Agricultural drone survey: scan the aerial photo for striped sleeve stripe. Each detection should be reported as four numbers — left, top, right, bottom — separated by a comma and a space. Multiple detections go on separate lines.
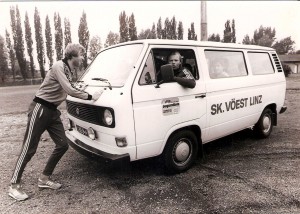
11, 103, 41, 183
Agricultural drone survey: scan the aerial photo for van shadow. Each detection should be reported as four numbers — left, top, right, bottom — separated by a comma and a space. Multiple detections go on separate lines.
68, 129, 257, 180
202, 128, 256, 161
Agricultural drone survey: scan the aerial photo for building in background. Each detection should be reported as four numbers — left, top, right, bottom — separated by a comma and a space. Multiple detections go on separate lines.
279, 54, 300, 74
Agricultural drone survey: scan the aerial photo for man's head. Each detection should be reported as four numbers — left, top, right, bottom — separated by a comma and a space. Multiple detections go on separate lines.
64, 44, 85, 68
213, 59, 225, 74
168, 51, 182, 71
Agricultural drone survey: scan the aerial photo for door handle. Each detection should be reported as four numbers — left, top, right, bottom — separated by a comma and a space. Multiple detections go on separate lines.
195, 93, 206, 98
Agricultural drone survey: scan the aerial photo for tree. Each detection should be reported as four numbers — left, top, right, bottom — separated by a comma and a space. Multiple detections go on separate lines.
5, 29, 16, 80
34, 7, 45, 79
119, 11, 129, 43
282, 64, 292, 77
156, 17, 162, 39
151, 23, 156, 39
45, 15, 54, 67
64, 18, 72, 47
128, 13, 137, 41
243, 26, 276, 47
242, 34, 252, 44
138, 29, 149, 40
272, 36, 295, 55
223, 19, 236, 43
104, 31, 119, 47
223, 20, 232, 43
89, 35, 102, 61
177, 21, 183, 40
10, 6, 27, 79
138, 28, 156, 40
170, 16, 177, 40
208, 33, 221, 42
78, 11, 90, 69
232, 19, 236, 43
252, 25, 276, 47
54, 12, 64, 60
164, 17, 171, 39
188, 22, 197, 40
0, 35, 9, 83
24, 12, 35, 78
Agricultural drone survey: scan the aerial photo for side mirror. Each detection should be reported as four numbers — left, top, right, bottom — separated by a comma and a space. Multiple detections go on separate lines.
155, 64, 174, 88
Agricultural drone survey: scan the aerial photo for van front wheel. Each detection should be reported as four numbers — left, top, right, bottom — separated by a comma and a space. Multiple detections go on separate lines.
163, 130, 198, 174
254, 108, 273, 138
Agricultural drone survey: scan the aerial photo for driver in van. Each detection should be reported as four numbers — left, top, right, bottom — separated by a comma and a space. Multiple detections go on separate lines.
168, 51, 196, 88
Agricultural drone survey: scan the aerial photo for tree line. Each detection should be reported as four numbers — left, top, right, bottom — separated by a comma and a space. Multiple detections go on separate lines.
0, 6, 298, 84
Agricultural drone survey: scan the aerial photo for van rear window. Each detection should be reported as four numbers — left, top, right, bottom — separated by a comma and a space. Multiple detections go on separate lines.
205, 50, 247, 79
248, 52, 274, 75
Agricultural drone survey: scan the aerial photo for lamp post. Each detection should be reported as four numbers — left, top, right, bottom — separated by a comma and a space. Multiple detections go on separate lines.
201, 1, 207, 41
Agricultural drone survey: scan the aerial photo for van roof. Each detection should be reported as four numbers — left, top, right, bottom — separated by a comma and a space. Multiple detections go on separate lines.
107, 39, 275, 51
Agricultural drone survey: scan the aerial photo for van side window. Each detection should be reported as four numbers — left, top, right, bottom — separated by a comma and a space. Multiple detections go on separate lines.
205, 50, 247, 79
139, 49, 199, 85
248, 52, 274, 75
139, 52, 157, 85
153, 49, 199, 81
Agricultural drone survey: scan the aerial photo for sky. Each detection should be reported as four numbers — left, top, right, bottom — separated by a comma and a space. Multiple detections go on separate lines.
0, 0, 300, 56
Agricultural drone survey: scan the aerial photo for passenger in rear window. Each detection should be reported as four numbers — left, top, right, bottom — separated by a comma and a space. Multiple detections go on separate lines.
210, 59, 229, 78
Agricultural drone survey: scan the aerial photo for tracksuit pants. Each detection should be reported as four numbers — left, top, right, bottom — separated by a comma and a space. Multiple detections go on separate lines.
10, 101, 69, 184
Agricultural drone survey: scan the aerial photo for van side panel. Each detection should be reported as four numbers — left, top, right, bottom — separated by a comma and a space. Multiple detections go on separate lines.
204, 76, 285, 142
203, 49, 286, 143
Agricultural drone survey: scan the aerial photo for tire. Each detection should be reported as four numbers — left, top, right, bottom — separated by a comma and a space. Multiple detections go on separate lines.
163, 130, 198, 174
254, 108, 273, 138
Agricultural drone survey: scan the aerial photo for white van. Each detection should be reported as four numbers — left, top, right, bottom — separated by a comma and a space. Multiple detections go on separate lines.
65, 39, 287, 173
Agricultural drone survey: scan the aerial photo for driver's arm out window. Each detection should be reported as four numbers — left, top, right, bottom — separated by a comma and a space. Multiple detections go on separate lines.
139, 52, 156, 85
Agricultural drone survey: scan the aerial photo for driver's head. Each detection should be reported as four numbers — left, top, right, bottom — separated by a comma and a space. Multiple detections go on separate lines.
168, 51, 182, 71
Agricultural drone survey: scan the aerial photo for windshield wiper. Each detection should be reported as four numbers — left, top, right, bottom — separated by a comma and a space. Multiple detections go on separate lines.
91, 78, 112, 90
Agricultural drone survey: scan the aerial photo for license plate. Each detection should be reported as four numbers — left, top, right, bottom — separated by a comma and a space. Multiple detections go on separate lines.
76, 125, 88, 136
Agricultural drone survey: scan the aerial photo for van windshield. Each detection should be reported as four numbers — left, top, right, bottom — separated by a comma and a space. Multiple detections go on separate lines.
80, 44, 143, 87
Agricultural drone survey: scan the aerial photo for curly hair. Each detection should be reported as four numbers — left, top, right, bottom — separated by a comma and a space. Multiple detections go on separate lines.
64, 43, 85, 59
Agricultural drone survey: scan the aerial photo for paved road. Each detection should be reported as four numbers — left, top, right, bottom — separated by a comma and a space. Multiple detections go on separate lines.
0, 85, 66, 115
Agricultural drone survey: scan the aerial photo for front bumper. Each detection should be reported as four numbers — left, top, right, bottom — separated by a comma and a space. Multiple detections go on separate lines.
66, 131, 130, 163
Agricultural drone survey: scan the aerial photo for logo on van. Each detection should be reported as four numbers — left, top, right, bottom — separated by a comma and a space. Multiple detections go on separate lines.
76, 108, 80, 115
162, 97, 180, 116
211, 95, 262, 115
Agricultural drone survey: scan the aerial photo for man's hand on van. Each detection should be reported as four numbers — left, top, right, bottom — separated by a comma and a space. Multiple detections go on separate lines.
92, 90, 104, 101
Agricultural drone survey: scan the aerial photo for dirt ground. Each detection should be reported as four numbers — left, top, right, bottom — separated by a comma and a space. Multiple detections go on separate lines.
1, 74, 300, 214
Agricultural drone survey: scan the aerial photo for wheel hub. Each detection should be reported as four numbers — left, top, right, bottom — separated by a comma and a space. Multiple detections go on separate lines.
263, 116, 271, 133
175, 141, 190, 162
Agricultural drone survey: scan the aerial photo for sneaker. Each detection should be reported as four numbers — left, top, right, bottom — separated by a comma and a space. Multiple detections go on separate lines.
38, 178, 62, 190
8, 184, 29, 201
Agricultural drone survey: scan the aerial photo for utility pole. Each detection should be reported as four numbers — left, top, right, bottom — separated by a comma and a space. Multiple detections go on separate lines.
201, 1, 207, 41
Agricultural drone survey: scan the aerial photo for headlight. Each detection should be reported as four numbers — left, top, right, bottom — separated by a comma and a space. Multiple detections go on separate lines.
87, 127, 96, 140
103, 109, 113, 126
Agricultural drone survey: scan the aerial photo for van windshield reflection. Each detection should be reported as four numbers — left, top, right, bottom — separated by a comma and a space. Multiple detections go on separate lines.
80, 44, 143, 87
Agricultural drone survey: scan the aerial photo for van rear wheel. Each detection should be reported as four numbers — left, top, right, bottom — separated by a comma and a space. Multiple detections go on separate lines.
163, 130, 198, 174
254, 108, 273, 138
